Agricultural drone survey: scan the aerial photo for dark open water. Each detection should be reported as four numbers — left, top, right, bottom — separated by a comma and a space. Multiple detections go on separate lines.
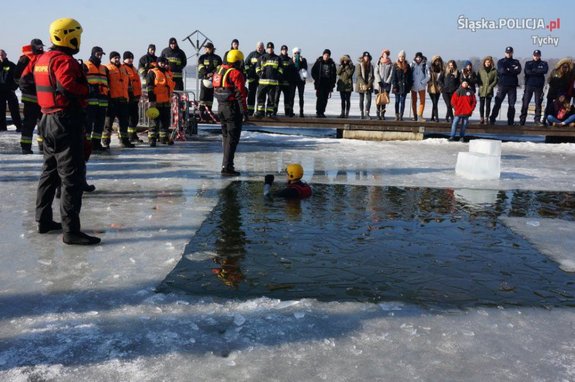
158, 182, 575, 309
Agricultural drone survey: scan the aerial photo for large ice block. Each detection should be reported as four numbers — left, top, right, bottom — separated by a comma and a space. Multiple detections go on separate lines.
455, 152, 501, 180
469, 139, 502, 157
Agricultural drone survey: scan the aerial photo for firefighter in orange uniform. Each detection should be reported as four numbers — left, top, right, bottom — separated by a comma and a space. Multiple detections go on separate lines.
122, 51, 143, 143
83, 46, 108, 151
14, 39, 44, 154
33, 18, 100, 245
102, 51, 134, 148
146, 56, 175, 146
213, 49, 248, 176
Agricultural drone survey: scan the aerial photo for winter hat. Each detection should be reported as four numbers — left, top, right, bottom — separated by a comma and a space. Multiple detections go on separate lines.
169, 37, 177, 45
205, 42, 214, 49
398, 50, 406, 58
157, 56, 168, 64
323, 49, 331, 56
362, 51, 371, 60
123, 51, 134, 60
91, 46, 105, 56
148, 44, 156, 51
505, 46, 514, 53
415, 51, 423, 59
381, 49, 390, 56
109, 51, 120, 59
293, 47, 301, 54
31, 39, 44, 49
281, 45, 288, 51
267, 42, 274, 49
464, 60, 472, 67
533, 49, 541, 56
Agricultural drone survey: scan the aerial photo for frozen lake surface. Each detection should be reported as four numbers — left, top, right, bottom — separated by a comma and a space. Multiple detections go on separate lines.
1, 100, 575, 381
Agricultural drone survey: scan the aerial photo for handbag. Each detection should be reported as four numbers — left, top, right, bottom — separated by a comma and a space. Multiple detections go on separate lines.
359, 83, 370, 92
376, 90, 390, 106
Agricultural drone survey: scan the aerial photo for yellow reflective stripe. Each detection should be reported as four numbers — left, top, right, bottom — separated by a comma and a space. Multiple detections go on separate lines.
21, 137, 33, 144
172, 72, 183, 78
259, 79, 279, 85
21, 94, 37, 103
262, 62, 279, 68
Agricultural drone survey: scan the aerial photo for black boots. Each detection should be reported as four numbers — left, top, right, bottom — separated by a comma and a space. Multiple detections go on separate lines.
63, 232, 101, 245
39, 221, 100, 245
38, 220, 62, 234
121, 138, 135, 148
221, 166, 240, 176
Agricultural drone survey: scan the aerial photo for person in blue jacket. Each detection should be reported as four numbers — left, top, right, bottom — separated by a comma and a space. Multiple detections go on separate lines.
489, 46, 522, 125
519, 49, 548, 125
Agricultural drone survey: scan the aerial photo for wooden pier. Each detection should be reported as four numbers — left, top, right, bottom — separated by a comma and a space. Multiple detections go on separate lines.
243, 116, 575, 142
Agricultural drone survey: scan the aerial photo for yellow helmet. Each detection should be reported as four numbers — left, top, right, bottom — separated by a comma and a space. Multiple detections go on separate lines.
286, 163, 304, 181
49, 18, 83, 51
146, 107, 160, 119
226, 49, 244, 64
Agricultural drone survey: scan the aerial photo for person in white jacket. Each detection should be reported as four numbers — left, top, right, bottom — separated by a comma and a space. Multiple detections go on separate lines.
410, 51, 430, 121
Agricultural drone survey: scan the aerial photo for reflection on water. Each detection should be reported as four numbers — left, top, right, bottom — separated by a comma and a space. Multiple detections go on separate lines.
158, 182, 575, 308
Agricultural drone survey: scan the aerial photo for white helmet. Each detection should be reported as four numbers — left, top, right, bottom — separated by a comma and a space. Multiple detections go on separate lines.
202, 79, 213, 88
292, 46, 301, 54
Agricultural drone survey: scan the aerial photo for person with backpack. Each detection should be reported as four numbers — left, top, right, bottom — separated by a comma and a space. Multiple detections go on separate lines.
213, 49, 248, 176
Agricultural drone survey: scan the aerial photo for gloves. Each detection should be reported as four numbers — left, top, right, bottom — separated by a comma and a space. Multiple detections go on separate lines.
263, 174, 274, 196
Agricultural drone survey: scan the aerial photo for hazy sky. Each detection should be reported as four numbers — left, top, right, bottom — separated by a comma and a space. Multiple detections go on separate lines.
1, 0, 573, 63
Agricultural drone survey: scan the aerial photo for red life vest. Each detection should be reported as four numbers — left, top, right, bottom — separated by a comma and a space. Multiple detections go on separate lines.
213, 65, 235, 102
287, 181, 313, 198
34, 50, 88, 113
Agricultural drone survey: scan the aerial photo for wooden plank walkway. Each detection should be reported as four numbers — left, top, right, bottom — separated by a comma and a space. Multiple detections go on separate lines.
243, 116, 575, 140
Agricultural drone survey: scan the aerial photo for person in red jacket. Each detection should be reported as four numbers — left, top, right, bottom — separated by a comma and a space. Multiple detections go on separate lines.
33, 17, 100, 245
213, 49, 248, 176
449, 79, 477, 142
264, 163, 313, 199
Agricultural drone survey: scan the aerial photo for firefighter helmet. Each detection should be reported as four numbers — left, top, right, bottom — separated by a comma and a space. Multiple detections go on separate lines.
286, 163, 304, 181
49, 18, 83, 52
202, 79, 213, 88
146, 107, 160, 119
226, 49, 244, 64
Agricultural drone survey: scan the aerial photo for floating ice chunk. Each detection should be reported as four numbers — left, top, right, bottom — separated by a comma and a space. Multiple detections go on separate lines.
461, 330, 475, 337
275, 300, 300, 310
233, 314, 246, 326
526, 220, 540, 227
294, 312, 305, 319
455, 152, 501, 180
469, 139, 502, 156
559, 259, 575, 273
379, 301, 404, 311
